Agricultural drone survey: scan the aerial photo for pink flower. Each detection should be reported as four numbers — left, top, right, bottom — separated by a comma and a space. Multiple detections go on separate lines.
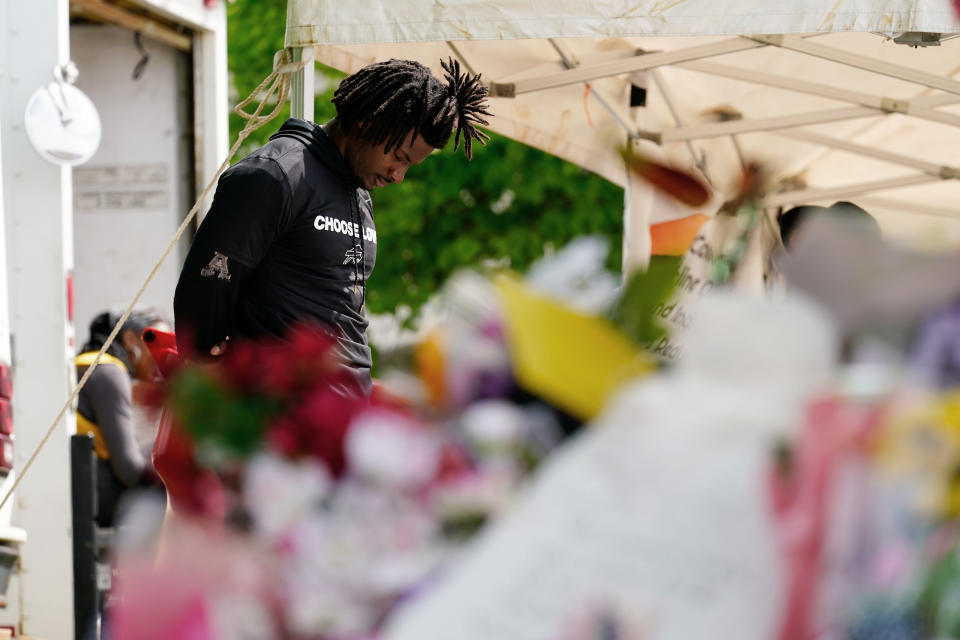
434, 442, 474, 482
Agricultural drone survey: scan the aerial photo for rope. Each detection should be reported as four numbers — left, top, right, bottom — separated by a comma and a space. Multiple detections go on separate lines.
0, 49, 307, 512
582, 82, 595, 129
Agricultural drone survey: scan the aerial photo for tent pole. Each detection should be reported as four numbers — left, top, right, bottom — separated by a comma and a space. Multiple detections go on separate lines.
774, 130, 960, 179
290, 46, 314, 121
858, 197, 960, 220
622, 138, 654, 276
547, 39, 635, 137
446, 41, 477, 75
679, 60, 960, 130
649, 69, 711, 179
756, 35, 960, 96
546, 39, 648, 276
661, 88, 960, 141
764, 174, 938, 208
660, 106, 877, 142
491, 38, 767, 96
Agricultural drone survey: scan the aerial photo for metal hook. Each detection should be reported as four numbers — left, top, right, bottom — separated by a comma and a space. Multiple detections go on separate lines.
132, 32, 150, 80
47, 61, 79, 126
53, 61, 79, 85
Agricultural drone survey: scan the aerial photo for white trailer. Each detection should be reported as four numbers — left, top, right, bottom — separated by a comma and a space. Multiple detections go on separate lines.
0, 1, 227, 637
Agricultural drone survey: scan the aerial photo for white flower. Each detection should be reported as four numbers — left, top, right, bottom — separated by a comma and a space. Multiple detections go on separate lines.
243, 452, 331, 540
433, 470, 514, 518
346, 410, 440, 488
460, 399, 526, 450
281, 515, 376, 636
284, 579, 373, 637
210, 593, 277, 640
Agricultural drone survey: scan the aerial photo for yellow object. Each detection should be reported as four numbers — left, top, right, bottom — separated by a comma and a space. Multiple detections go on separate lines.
415, 329, 447, 408
74, 351, 127, 460
876, 391, 960, 517
76, 351, 126, 370
495, 275, 654, 421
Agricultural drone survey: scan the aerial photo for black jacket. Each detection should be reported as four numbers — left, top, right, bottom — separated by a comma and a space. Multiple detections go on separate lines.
174, 118, 377, 393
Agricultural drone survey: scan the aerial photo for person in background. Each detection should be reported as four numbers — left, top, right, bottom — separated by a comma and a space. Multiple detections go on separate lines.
775, 201, 882, 362
778, 200, 882, 250
77, 309, 168, 527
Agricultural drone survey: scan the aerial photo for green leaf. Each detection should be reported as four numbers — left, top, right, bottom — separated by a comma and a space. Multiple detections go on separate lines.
170, 368, 282, 458
607, 256, 681, 346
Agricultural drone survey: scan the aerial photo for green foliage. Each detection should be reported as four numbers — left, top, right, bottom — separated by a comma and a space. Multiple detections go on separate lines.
226, 0, 343, 157
367, 135, 624, 314
170, 367, 282, 458
226, 0, 623, 317
608, 256, 681, 346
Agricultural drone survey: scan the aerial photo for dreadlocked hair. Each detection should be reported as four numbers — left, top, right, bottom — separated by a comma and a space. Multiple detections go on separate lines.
331, 57, 492, 159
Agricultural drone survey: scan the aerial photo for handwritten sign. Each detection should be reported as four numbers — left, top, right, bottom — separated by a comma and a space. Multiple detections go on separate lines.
385, 377, 786, 640
649, 215, 770, 362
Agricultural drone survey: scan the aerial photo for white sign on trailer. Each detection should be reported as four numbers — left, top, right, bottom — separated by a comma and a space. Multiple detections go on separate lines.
74, 164, 171, 212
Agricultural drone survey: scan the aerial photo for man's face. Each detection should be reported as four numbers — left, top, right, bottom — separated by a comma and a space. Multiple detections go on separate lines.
345, 129, 436, 190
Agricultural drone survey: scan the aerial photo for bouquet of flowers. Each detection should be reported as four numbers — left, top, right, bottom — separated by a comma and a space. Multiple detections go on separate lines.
114, 317, 570, 640
112, 226, 695, 640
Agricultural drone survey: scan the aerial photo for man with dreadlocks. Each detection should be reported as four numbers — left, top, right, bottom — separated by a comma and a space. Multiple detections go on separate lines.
174, 58, 490, 394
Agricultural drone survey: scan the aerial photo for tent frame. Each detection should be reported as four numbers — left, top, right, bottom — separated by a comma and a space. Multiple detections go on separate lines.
287, 27, 960, 272
288, 31, 960, 209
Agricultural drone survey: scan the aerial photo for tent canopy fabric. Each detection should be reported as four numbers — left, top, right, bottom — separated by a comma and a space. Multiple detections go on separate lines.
285, 1, 960, 46
287, 0, 960, 245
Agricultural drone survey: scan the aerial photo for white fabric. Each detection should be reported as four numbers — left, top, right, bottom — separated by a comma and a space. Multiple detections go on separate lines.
286, 0, 960, 46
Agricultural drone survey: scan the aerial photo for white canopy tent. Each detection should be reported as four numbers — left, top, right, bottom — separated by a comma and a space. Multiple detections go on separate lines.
284, 0, 960, 264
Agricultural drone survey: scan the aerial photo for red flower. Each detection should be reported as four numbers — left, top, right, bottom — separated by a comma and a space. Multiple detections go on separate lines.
264, 421, 300, 458
265, 385, 368, 475
218, 324, 343, 398
434, 442, 474, 482
236, 341, 297, 396
277, 325, 346, 394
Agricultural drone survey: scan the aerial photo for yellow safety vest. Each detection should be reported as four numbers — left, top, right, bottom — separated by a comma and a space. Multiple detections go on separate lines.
75, 352, 128, 461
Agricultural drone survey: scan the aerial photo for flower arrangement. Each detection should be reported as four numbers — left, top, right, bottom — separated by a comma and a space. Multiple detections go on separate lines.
114, 235, 688, 640
117, 319, 566, 639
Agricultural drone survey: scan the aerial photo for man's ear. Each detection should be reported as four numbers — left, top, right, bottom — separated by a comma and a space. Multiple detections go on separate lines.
120, 329, 138, 352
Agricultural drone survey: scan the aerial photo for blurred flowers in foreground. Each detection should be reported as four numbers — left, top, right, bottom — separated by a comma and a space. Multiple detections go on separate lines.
122, 325, 563, 638
112, 204, 960, 639
115, 237, 669, 639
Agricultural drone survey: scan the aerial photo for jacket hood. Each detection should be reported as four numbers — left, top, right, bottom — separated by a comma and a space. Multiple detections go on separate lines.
270, 118, 355, 184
